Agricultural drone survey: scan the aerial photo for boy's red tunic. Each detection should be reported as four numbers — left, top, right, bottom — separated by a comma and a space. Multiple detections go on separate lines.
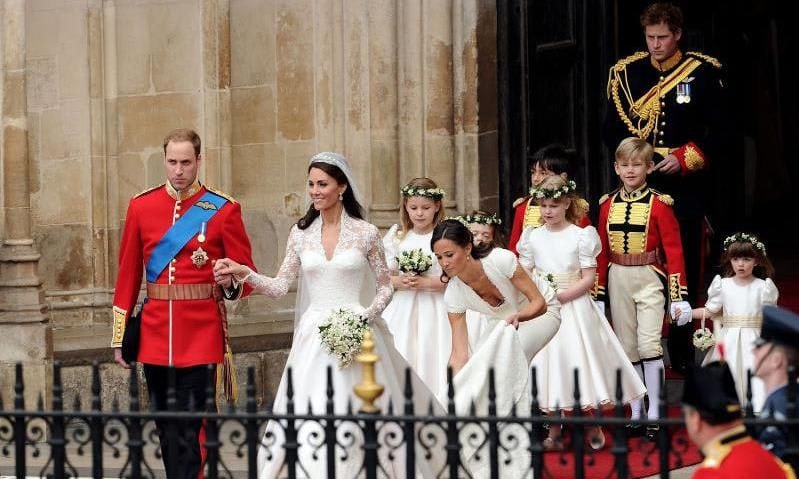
111, 182, 255, 367
596, 187, 688, 304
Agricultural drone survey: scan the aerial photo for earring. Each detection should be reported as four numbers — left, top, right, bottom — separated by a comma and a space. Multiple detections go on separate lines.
338, 192, 344, 201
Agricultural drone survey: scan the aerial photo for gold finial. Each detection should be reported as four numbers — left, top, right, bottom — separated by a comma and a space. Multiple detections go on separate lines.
354, 329, 384, 413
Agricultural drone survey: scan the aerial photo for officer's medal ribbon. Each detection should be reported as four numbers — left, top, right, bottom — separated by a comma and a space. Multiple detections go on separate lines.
192, 221, 209, 268
676, 83, 691, 104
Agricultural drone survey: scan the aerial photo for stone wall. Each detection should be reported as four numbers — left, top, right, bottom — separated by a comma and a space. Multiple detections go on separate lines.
1, 0, 499, 405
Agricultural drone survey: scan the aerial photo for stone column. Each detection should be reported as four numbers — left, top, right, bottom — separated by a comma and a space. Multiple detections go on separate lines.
201, 0, 233, 192
0, 0, 51, 405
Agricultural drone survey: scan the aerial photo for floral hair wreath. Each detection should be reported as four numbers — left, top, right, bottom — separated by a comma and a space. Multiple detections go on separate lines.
445, 215, 469, 226
723, 232, 767, 255
401, 185, 445, 200
461, 213, 502, 226
529, 180, 577, 200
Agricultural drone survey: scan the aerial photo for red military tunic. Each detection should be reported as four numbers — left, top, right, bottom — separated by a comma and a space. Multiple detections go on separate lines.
111, 180, 255, 367
508, 197, 591, 254
693, 426, 795, 479
596, 185, 687, 304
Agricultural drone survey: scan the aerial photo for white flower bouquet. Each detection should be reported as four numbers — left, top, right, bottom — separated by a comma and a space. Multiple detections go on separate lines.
318, 308, 369, 368
693, 310, 715, 351
397, 248, 433, 276
693, 327, 715, 351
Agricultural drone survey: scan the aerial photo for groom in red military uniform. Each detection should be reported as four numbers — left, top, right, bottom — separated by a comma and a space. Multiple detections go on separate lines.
111, 128, 255, 479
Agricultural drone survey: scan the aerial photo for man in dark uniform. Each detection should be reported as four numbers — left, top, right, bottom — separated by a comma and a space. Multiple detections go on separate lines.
604, 2, 726, 375
682, 361, 795, 478
754, 305, 799, 472
111, 128, 256, 479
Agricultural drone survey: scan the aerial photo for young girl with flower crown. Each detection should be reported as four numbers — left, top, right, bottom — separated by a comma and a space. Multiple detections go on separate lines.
381, 178, 450, 396
455, 210, 506, 352
687, 232, 778, 413
516, 175, 646, 450
508, 144, 590, 254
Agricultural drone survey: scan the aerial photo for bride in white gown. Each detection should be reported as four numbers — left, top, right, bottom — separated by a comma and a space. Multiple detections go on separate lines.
215, 152, 443, 478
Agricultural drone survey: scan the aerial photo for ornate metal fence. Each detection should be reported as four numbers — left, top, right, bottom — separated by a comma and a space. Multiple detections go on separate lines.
2, 359, 797, 479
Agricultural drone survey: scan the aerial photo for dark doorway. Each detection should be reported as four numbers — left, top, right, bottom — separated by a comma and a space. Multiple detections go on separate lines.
497, 0, 615, 226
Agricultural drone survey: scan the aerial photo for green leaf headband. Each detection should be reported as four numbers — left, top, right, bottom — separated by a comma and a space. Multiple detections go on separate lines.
529, 180, 577, 200
401, 185, 445, 200
723, 232, 767, 255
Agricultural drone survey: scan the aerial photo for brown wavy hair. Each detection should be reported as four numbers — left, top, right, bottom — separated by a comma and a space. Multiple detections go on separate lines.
720, 240, 774, 279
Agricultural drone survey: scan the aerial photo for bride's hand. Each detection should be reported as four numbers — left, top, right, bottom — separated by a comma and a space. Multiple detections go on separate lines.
214, 258, 249, 283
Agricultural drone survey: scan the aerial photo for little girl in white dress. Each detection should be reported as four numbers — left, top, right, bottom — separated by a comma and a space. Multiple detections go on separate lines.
381, 178, 449, 396
516, 175, 646, 449
690, 232, 779, 413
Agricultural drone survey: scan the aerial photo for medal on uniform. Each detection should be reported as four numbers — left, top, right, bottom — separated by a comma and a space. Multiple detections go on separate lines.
197, 221, 207, 243
676, 84, 685, 104
191, 247, 209, 268
683, 83, 691, 103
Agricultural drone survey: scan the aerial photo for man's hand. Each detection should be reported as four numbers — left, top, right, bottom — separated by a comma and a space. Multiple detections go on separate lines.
505, 313, 521, 329
114, 348, 130, 369
670, 301, 693, 327
214, 258, 247, 286
649, 154, 681, 175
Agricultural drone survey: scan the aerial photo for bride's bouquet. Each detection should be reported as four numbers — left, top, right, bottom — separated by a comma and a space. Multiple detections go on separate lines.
318, 308, 369, 368
397, 248, 433, 275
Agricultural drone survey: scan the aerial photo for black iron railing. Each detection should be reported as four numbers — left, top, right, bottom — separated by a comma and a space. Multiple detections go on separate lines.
1, 361, 797, 479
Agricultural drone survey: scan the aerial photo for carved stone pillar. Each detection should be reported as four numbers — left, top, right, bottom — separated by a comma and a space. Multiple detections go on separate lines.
0, 0, 51, 405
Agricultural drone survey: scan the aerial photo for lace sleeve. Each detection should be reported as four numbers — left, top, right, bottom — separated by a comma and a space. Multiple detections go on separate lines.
363, 224, 394, 321
244, 226, 301, 298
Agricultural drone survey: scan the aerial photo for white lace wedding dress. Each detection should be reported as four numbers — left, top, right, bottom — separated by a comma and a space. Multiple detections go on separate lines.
245, 212, 443, 478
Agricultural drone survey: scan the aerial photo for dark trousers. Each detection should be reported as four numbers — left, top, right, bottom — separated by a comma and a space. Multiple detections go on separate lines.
143, 364, 214, 479
667, 214, 704, 375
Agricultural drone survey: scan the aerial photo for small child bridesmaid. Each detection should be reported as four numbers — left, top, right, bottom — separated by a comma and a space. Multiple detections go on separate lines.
382, 178, 449, 396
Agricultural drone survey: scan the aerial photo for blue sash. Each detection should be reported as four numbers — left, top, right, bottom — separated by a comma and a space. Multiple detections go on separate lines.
145, 191, 228, 282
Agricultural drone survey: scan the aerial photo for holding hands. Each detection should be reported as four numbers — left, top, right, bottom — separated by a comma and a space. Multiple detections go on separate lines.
670, 300, 693, 327
213, 258, 250, 287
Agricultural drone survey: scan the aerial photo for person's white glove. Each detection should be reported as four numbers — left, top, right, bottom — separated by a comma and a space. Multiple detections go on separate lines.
670, 301, 692, 326
594, 300, 606, 312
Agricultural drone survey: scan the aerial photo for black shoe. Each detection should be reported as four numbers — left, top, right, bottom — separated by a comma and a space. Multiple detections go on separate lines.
645, 425, 660, 441
625, 423, 645, 437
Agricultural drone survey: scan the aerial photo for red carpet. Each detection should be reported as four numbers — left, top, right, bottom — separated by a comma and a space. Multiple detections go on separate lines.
542, 408, 702, 478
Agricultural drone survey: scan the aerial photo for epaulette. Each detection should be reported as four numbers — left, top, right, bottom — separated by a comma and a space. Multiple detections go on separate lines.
599, 193, 610, 205
687, 51, 722, 69
576, 197, 590, 212
651, 189, 674, 206
206, 186, 238, 204
610, 51, 649, 73
512, 196, 529, 208
134, 183, 163, 198
699, 441, 732, 470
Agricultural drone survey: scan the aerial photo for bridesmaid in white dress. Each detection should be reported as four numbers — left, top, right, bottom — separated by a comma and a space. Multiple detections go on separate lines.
381, 178, 449, 397
462, 210, 506, 352
516, 175, 646, 450
215, 153, 443, 479
431, 219, 561, 477
688, 233, 779, 413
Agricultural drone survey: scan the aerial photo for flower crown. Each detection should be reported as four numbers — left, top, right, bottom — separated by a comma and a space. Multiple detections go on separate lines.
445, 215, 469, 226
460, 213, 502, 226
723, 232, 767, 255
401, 185, 445, 200
529, 180, 577, 200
